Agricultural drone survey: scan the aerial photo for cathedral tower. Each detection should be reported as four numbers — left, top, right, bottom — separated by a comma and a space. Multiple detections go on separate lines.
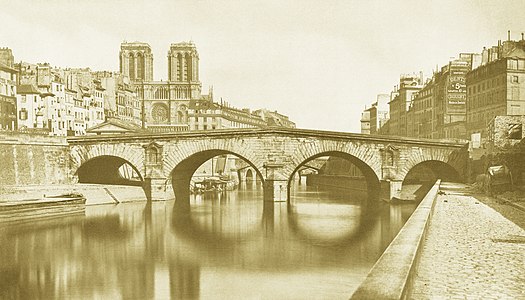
167, 41, 199, 83
120, 42, 153, 82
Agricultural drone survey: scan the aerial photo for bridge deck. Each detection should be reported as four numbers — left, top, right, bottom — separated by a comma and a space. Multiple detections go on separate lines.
67, 127, 467, 148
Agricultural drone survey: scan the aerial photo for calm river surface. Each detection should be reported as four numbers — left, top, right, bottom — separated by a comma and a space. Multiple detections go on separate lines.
0, 182, 418, 299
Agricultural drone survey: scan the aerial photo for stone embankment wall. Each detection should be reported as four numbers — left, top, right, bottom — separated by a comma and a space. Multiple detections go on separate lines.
0, 133, 70, 187
306, 174, 368, 192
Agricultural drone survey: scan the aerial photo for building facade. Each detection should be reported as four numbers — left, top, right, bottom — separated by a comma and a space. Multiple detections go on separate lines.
388, 73, 424, 137
0, 50, 17, 130
467, 39, 525, 147
120, 41, 294, 131
360, 108, 371, 134
7, 42, 295, 136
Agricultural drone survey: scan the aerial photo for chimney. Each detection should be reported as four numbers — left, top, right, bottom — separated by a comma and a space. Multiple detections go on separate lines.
508, 30, 511, 41
522, 33, 524, 41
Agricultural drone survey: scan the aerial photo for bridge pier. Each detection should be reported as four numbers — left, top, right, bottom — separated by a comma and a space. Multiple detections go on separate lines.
263, 180, 288, 202
144, 177, 172, 201
262, 162, 288, 202
380, 180, 403, 202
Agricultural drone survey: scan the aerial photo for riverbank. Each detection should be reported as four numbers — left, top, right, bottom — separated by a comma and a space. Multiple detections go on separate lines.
409, 182, 525, 299
0, 194, 86, 225
0, 184, 149, 206
350, 180, 441, 299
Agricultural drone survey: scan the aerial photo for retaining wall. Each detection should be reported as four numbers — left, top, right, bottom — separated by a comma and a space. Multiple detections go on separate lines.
350, 180, 441, 299
0, 133, 70, 186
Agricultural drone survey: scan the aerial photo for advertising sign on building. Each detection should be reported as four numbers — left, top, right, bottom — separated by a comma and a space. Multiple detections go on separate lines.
446, 64, 469, 106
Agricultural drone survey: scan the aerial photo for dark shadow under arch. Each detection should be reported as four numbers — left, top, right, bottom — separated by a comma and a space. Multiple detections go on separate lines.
171, 150, 264, 208
245, 169, 254, 182
288, 151, 381, 202
76, 155, 143, 186
403, 160, 460, 185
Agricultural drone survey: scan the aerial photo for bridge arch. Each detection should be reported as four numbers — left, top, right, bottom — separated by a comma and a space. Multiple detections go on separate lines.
169, 149, 265, 203
403, 160, 460, 184
287, 140, 382, 182
287, 149, 381, 201
398, 147, 464, 182
76, 155, 143, 186
69, 144, 145, 182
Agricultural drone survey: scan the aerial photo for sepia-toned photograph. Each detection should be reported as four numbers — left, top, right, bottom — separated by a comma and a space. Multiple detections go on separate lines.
0, 1, 524, 299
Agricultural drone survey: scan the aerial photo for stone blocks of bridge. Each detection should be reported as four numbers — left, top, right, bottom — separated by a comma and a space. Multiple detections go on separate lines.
380, 180, 403, 202
144, 177, 172, 201
69, 129, 468, 203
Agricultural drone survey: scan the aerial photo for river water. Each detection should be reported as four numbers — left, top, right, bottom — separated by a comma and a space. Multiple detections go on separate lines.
0, 182, 418, 299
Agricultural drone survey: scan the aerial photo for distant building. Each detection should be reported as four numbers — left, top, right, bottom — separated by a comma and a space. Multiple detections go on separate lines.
85, 117, 143, 135
9, 41, 295, 136
0, 47, 14, 68
406, 53, 478, 139
0, 50, 17, 130
388, 73, 424, 137
363, 94, 389, 135
119, 42, 154, 82
360, 107, 371, 134
467, 37, 525, 147
120, 41, 203, 129
119, 41, 295, 131
253, 109, 296, 128
16, 84, 42, 131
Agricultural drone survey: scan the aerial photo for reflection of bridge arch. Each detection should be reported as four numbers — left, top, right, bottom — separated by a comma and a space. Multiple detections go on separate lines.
286, 201, 384, 246
171, 194, 264, 246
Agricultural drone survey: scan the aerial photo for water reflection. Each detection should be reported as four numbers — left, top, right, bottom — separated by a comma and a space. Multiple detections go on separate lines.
0, 183, 418, 299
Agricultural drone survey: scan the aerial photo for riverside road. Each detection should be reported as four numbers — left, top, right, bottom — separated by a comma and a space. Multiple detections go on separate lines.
410, 182, 525, 299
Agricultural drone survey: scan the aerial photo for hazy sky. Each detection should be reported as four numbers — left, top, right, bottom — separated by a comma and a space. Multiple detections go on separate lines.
1, 0, 524, 132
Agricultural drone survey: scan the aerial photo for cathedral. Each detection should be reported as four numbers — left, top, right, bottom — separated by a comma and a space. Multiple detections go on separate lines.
119, 41, 208, 129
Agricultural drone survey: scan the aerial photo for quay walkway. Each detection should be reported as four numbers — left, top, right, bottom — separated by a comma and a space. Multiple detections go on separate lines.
410, 182, 525, 299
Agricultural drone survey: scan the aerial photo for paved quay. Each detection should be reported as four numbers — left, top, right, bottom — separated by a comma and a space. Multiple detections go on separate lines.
410, 182, 525, 299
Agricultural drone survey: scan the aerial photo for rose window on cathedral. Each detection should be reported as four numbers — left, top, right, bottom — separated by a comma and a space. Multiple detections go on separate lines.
151, 103, 168, 123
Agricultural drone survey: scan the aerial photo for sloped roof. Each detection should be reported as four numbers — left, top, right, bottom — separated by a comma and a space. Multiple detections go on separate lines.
189, 99, 220, 110
17, 84, 41, 95
506, 47, 525, 59
86, 118, 142, 134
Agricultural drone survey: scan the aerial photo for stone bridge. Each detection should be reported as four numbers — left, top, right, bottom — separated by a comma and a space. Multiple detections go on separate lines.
67, 128, 468, 203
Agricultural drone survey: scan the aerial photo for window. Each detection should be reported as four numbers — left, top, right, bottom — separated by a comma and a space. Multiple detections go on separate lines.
519, 60, 525, 70
385, 149, 394, 166
508, 59, 518, 70
147, 148, 158, 164
512, 75, 519, 83
19, 109, 28, 120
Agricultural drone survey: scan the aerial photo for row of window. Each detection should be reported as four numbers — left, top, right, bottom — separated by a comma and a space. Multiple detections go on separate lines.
468, 75, 509, 95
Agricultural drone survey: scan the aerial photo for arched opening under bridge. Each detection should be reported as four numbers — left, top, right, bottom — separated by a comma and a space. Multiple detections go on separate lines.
400, 160, 460, 200
170, 150, 264, 207
76, 155, 143, 186
288, 151, 381, 203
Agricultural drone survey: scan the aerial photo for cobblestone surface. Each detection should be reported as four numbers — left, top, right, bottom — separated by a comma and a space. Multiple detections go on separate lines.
410, 182, 525, 299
